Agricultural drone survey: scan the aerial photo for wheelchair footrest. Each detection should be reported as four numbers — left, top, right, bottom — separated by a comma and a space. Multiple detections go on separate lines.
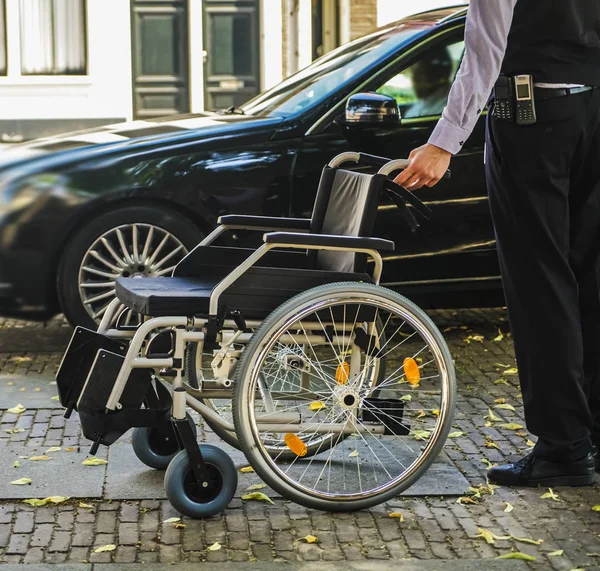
56, 326, 128, 413
77, 349, 156, 447
362, 397, 409, 436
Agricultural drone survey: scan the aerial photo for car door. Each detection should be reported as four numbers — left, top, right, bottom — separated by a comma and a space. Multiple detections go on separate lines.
292, 28, 501, 306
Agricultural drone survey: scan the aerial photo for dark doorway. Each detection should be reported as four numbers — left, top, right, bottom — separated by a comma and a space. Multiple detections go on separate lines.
203, 0, 260, 110
131, 0, 190, 119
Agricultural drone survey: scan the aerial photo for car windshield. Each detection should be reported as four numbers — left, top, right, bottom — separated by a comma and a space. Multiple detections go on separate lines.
241, 23, 429, 117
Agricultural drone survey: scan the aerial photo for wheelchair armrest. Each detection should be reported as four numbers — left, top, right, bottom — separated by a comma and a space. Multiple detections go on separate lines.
217, 215, 311, 231
263, 232, 395, 252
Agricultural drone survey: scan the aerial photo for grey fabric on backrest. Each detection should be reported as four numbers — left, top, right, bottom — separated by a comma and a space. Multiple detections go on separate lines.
313, 168, 382, 273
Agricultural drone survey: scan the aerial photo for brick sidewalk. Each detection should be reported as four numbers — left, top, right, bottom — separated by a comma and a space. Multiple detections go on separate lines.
0, 310, 598, 569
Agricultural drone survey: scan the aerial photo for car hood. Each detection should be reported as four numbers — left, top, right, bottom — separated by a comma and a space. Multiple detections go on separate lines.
0, 112, 285, 170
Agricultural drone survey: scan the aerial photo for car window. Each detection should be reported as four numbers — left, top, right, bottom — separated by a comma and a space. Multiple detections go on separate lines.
241, 23, 431, 117
376, 39, 465, 119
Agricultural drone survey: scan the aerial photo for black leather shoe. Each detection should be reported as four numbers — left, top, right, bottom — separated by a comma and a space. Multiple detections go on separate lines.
488, 453, 596, 487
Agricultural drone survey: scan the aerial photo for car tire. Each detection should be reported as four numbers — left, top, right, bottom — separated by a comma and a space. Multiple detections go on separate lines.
57, 204, 203, 329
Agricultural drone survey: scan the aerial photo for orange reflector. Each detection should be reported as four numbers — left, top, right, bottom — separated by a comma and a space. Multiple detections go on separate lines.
336, 361, 350, 384
404, 358, 421, 385
284, 433, 307, 457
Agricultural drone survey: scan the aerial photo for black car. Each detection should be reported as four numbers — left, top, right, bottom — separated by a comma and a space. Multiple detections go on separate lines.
0, 5, 502, 329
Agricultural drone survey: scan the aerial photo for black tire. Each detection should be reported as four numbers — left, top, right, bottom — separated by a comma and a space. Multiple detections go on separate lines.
131, 413, 197, 470
164, 445, 237, 518
57, 204, 203, 329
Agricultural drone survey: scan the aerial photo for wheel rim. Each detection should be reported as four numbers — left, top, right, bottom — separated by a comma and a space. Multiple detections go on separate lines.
183, 463, 223, 503
239, 290, 453, 503
78, 223, 188, 325
147, 425, 179, 457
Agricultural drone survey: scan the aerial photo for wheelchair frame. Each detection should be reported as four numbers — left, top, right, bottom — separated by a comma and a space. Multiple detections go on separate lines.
92, 153, 410, 438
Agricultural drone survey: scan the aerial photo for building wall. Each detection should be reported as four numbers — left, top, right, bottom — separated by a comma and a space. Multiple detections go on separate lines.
0, 0, 132, 140
377, 0, 468, 27
349, 0, 378, 41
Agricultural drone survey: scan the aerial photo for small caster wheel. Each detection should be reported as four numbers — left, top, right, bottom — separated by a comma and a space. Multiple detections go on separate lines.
164, 445, 237, 518
132, 413, 196, 470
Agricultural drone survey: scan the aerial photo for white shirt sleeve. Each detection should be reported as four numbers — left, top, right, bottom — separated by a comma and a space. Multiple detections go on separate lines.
428, 0, 519, 155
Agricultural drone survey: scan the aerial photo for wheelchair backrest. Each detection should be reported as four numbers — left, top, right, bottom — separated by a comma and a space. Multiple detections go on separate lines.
309, 166, 385, 273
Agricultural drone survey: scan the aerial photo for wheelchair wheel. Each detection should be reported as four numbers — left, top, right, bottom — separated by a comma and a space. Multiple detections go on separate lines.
132, 413, 196, 470
164, 445, 237, 518
233, 282, 455, 512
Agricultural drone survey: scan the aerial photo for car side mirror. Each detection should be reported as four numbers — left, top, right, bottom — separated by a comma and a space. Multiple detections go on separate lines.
343, 92, 401, 128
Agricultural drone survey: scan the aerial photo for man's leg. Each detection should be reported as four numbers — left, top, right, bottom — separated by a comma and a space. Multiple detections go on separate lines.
484, 96, 594, 472
569, 90, 600, 458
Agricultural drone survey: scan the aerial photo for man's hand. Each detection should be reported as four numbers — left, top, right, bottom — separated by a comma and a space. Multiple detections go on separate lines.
394, 143, 452, 191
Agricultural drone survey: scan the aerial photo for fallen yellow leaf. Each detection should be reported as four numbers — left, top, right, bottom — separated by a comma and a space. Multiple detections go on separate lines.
13, 461, 19, 468
174, 523, 186, 529
241, 492, 274, 504
11, 477, 32, 485
504, 503, 514, 513
245, 483, 266, 491
592, 505, 600, 512
526, 439, 535, 447
23, 496, 68, 506
474, 528, 510, 544
309, 401, 327, 411
302, 535, 318, 544
493, 328, 504, 342
447, 431, 464, 438
29, 456, 51, 461
94, 544, 117, 553
484, 439, 500, 450
240, 466, 254, 473
481, 458, 497, 469
504, 368, 518, 375
494, 398, 506, 404
457, 496, 479, 505
493, 379, 509, 385
548, 549, 564, 557
432, 409, 440, 416
399, 395, 412, 402
540, 488, 561, 502
5, 428, 24, 434
79, 503, 94, 509
497, 423, 524, 431
495, 404, 516, 412
64, 447, 76, 452
7, 404, 26, 414
349, 450, 359, 457
46, 447, 61, 453
82, 457, 107, 466
487, 408, 502, 422
207, 541, 221, 550
511, 535, 543, 545
416, 410, 426, 419
388, 512, 404, 521
163, 517, 181, 523
410, 429, 431, 441
51, 396, 60, 401
496, 552, 536, 561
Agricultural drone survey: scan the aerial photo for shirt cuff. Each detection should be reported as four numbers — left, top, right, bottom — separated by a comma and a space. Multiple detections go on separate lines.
428, 117, 472, 155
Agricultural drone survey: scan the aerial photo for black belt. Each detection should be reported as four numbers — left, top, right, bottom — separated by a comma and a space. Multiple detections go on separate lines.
534, 85, 594, 101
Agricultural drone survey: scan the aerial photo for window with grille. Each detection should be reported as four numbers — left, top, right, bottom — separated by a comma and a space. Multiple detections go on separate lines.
20, 0, 87, 75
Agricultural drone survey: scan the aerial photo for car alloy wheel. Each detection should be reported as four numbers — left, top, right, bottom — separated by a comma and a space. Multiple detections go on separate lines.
78, 223, 188, 326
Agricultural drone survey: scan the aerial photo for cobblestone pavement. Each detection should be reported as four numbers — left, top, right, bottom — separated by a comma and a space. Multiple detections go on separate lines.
0, 310, 599, 569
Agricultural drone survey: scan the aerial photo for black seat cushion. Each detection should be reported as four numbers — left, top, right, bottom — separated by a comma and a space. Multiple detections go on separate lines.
116, 266, 373, 319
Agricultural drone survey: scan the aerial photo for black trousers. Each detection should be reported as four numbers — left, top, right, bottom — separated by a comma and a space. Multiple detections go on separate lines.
486, 88, 600, 462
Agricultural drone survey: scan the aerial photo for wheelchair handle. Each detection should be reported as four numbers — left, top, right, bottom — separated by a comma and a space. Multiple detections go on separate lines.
378, 159, 451, 181
328, 152, 451, 180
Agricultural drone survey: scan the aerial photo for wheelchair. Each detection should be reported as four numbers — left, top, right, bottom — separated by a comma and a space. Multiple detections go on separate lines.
56, 152, 456, 518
